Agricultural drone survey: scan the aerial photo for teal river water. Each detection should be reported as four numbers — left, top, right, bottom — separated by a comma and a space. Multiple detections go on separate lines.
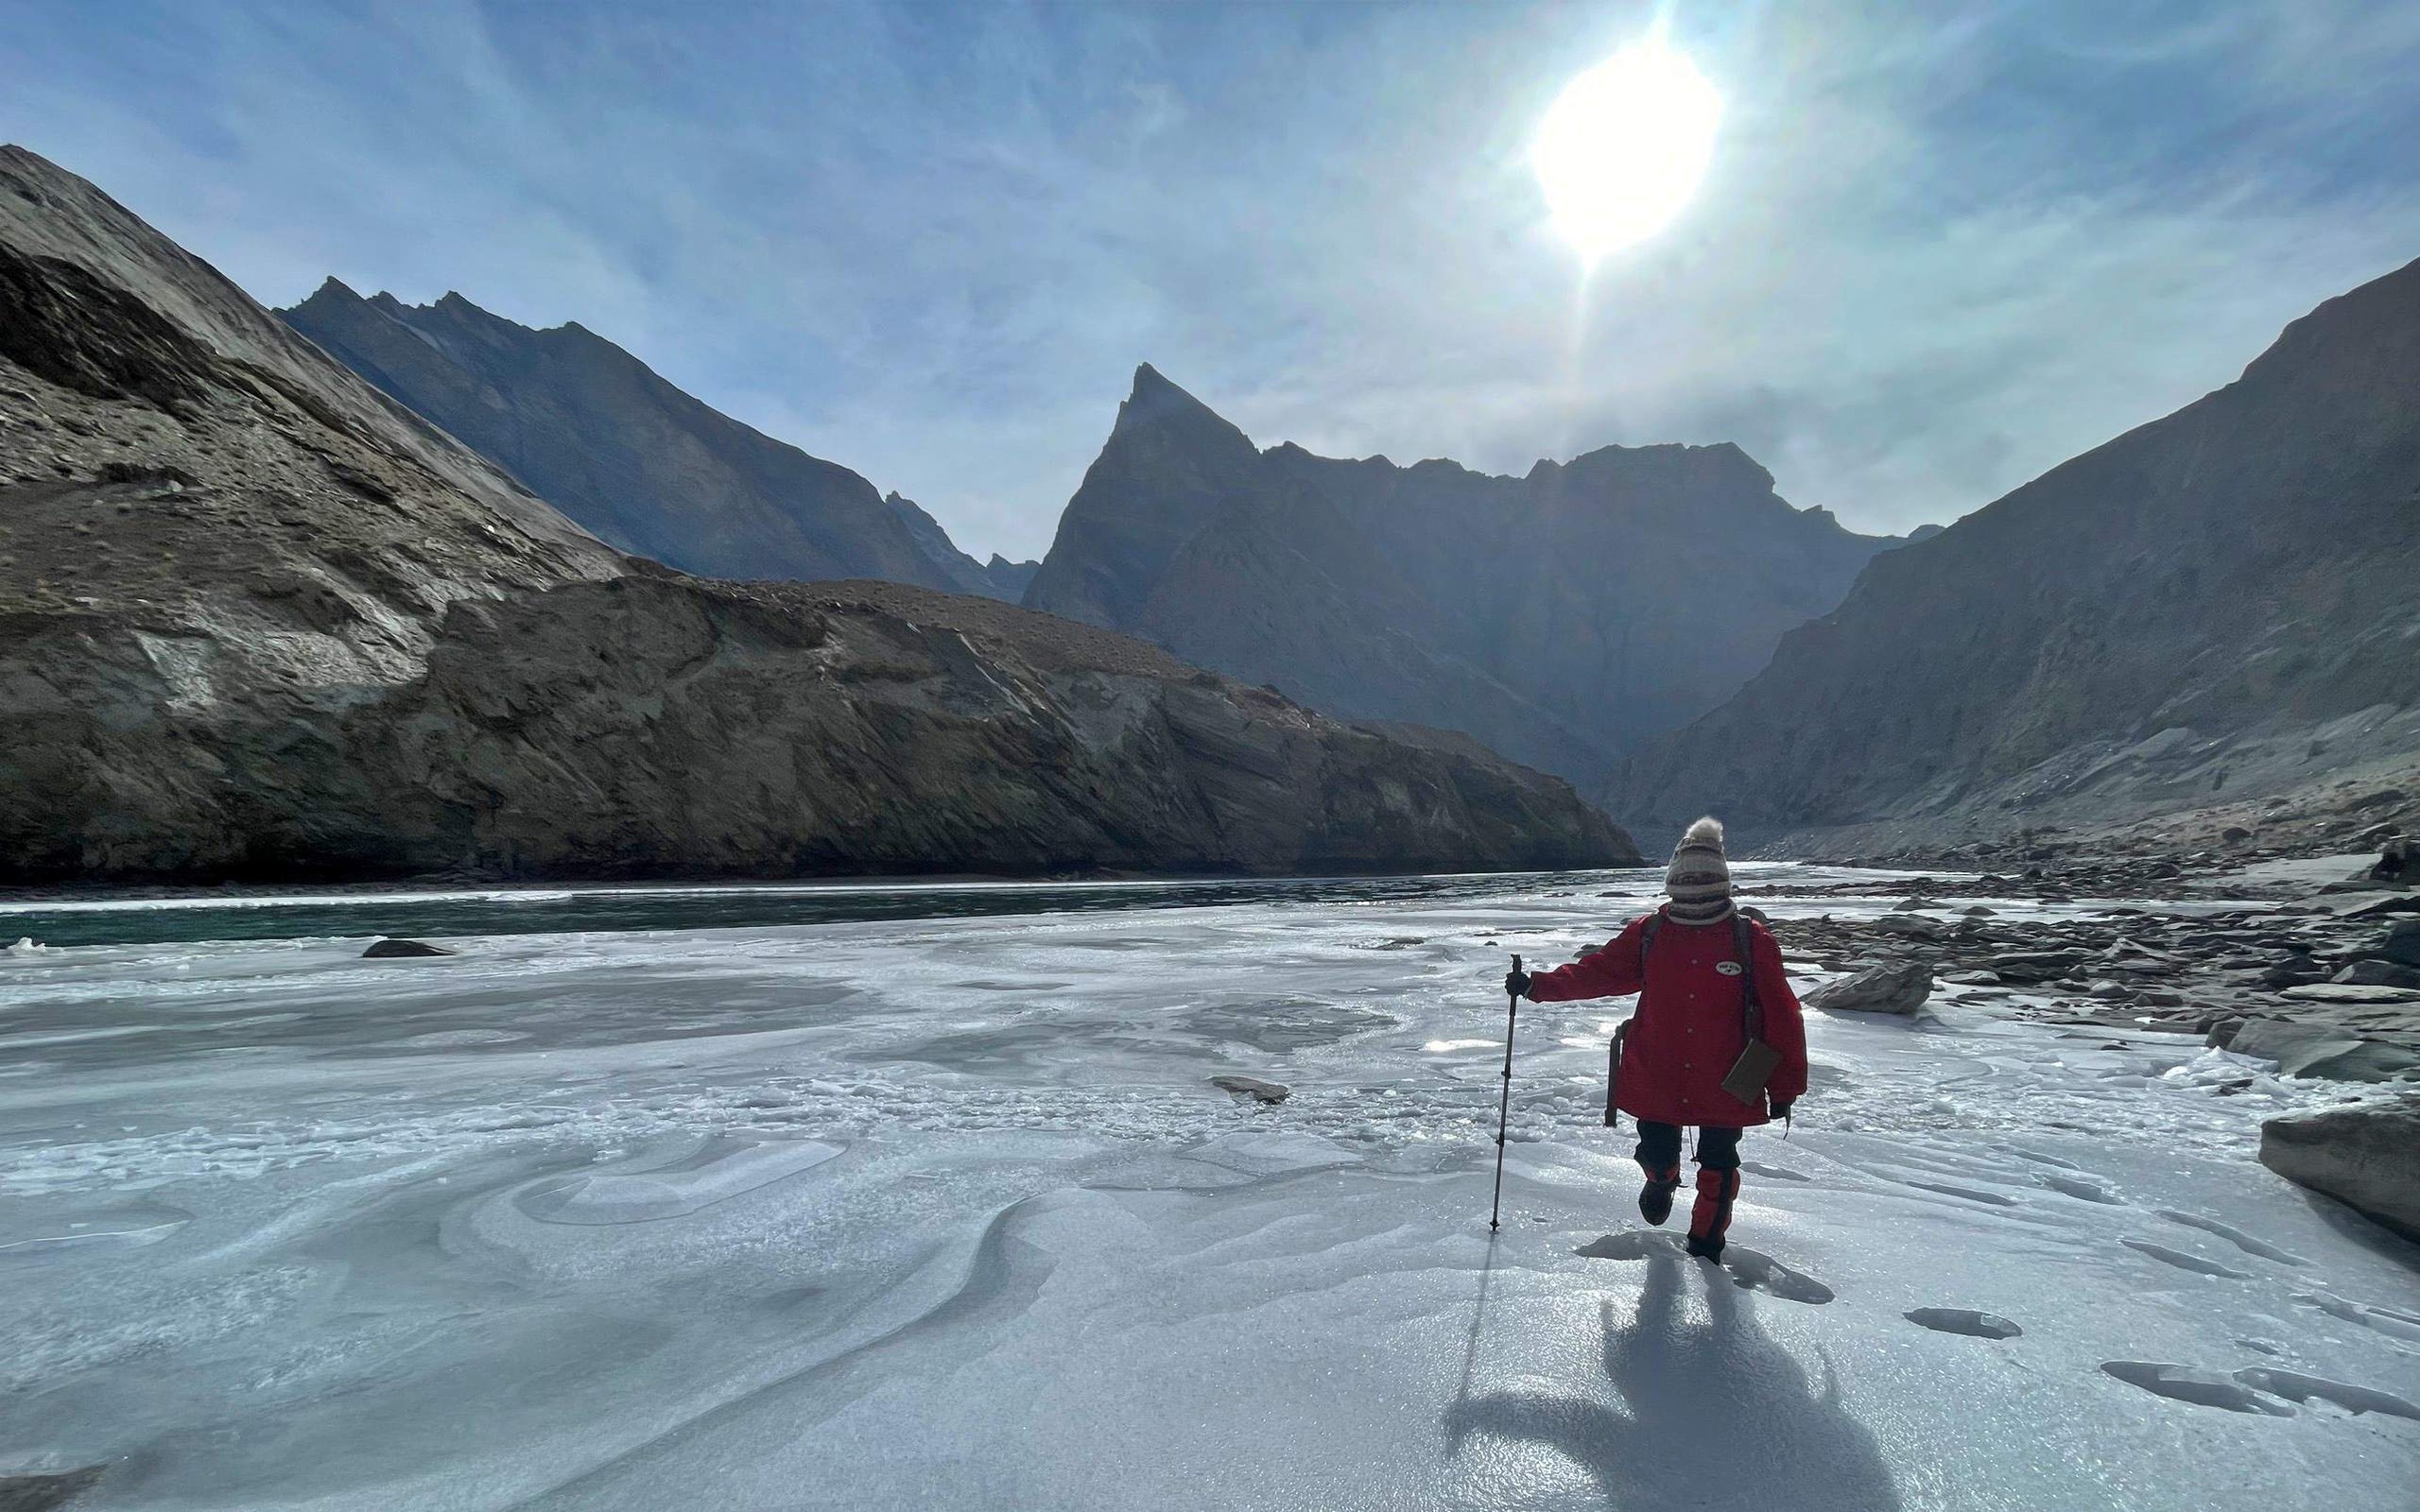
0, 869, 1659, 949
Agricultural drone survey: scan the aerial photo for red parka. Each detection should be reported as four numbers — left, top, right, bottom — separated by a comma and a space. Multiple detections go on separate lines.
1529, 908, 1808, 1127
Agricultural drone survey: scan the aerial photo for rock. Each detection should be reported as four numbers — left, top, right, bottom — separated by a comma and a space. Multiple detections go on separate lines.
2375, 919, 2420, 967
1985, 950, 2091, 984
2333, 892, 2420, 919
2372, 837, 2415, 885
1210, 1074, 1290, 1104
2280, 983, 2420, 1005
2257, 950, 2327, 988
1943, 970, 2002, 986
0, 1466, 106, 1511
1871, 915, 1947, 940
2334, 960, 2420, 989
2260, 1095, 2420, 1240
362, 937, 454, 958
1805, 962, 1932, 1016
1891, 897, 1935, 912
2221, 825, 2253, 842
2227, 1020, 2418, 1080
1962, 905, 1996, 916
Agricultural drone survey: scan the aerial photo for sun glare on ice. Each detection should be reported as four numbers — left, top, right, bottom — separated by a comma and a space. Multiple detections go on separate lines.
1533, 35, 1723, 264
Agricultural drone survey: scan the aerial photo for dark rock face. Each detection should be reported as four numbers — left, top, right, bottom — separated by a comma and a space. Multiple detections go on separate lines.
0, 145, 623, 879
330, 576, 1635, 879
279, 282, 1035, 598
6, 570, 1637, 882
0, 147, 1634, 884
1022, 366, 1902, 788
2260, 1095, 2420, 1241
362, 938, 454, 958
1620, 256, 2420, 852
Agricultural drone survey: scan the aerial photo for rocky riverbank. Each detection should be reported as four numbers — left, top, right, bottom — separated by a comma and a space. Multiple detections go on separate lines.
1745, 841, 2420, 1082
1742, 840, 2420, 1240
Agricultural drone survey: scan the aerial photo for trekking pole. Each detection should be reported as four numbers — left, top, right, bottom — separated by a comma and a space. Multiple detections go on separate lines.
1488, 954, 1520, 1231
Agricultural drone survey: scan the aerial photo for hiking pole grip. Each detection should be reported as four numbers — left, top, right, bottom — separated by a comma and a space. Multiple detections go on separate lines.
1488, 954, 1521, 1231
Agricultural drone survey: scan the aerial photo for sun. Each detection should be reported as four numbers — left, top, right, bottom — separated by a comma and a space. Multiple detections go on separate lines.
1532, 36, 1723, 265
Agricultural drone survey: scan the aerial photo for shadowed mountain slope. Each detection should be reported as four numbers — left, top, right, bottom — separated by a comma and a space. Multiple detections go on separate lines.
1024, 366, 1903, 786
1617, 255, 2420, 853
279, 280, 1034, 598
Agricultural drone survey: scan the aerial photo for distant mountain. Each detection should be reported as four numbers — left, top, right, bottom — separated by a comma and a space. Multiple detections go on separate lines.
1023, 365, 1903, 786
884, 490, 1040, 601
1617, 255, 2420, 852
1, 146, 1629, 882
279, 282, 1036, 597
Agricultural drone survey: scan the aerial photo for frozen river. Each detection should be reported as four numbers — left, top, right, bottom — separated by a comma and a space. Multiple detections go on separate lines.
3, 867, 2416, 1509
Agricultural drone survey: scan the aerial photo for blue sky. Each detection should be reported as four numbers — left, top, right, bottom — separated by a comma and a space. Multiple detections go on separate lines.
7, 1, 2419, 560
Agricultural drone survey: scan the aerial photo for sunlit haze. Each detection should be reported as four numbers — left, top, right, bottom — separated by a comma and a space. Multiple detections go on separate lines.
1533, 36, 1723, 263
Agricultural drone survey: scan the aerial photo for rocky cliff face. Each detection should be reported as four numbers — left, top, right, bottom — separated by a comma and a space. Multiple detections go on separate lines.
884, 490, 1040, 601
0, 144, 629, 878
279, 281, 1037, 598
1618, 256, 2420, 853
327, 575, 1634, 879
0, 146, 1633, 883
1023, 366, 1902, 786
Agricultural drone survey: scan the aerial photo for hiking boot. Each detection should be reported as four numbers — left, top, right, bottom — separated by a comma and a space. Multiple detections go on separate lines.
1687, 1166, 1741, 1261
1638, 1176, 1680, 1226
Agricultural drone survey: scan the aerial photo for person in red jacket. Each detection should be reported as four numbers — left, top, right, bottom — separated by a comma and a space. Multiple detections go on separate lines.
1505, 816, 1807, 1262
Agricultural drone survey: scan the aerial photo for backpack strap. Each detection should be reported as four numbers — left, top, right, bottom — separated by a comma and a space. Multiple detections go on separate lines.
1733, 914, 1764, 1041
1637, 912, 1663, 975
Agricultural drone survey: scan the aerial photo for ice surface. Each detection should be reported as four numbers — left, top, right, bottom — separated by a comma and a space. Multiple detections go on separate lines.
1, 864, 2415, 1508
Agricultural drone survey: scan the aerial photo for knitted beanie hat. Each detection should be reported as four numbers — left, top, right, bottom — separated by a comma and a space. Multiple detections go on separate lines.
1664, 816, 1735, 925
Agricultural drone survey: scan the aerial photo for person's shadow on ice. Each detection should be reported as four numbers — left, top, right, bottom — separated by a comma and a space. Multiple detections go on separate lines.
1445, 1248, 1902, 1511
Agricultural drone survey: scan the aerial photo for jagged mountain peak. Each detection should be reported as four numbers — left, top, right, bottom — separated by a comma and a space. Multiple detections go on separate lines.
1026, 370, 1902, 780
1113, 362, 1247, 446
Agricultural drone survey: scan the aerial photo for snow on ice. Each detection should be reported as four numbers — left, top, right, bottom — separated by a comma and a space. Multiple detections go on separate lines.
1, 866, 2415, 1508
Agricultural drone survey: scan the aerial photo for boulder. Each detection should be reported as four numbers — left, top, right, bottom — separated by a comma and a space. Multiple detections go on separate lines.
0, 1466, 106, 1512
2257, 949, 2327, 988
2227, 1020, 2419, 1081
2375, 919, 2420, 968
363, 938, 456, 958
2370, 837, 2414, 885
1210, 1075, 1290, 1104
2281, 983, 2420, 1005
1871, 915, 1947, 940
2334, 960, 2420, 989
1985, 950, 2090, 984
1805, 962, 1932, 1016
2260, 1095, 2420, 1241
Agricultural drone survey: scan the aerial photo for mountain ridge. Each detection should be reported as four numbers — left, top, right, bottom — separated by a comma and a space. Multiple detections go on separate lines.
1024, 367, 1908, 787
280, 278, 1037, 598
1616, 253, 2420, 853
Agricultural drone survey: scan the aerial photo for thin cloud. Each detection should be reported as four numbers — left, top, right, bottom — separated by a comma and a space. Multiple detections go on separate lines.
4, 0, 2414, 558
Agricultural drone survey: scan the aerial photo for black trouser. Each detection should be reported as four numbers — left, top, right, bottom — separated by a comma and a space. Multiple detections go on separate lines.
1635, 1122, 1745, 1242
1633, 1121, 1742, 1176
